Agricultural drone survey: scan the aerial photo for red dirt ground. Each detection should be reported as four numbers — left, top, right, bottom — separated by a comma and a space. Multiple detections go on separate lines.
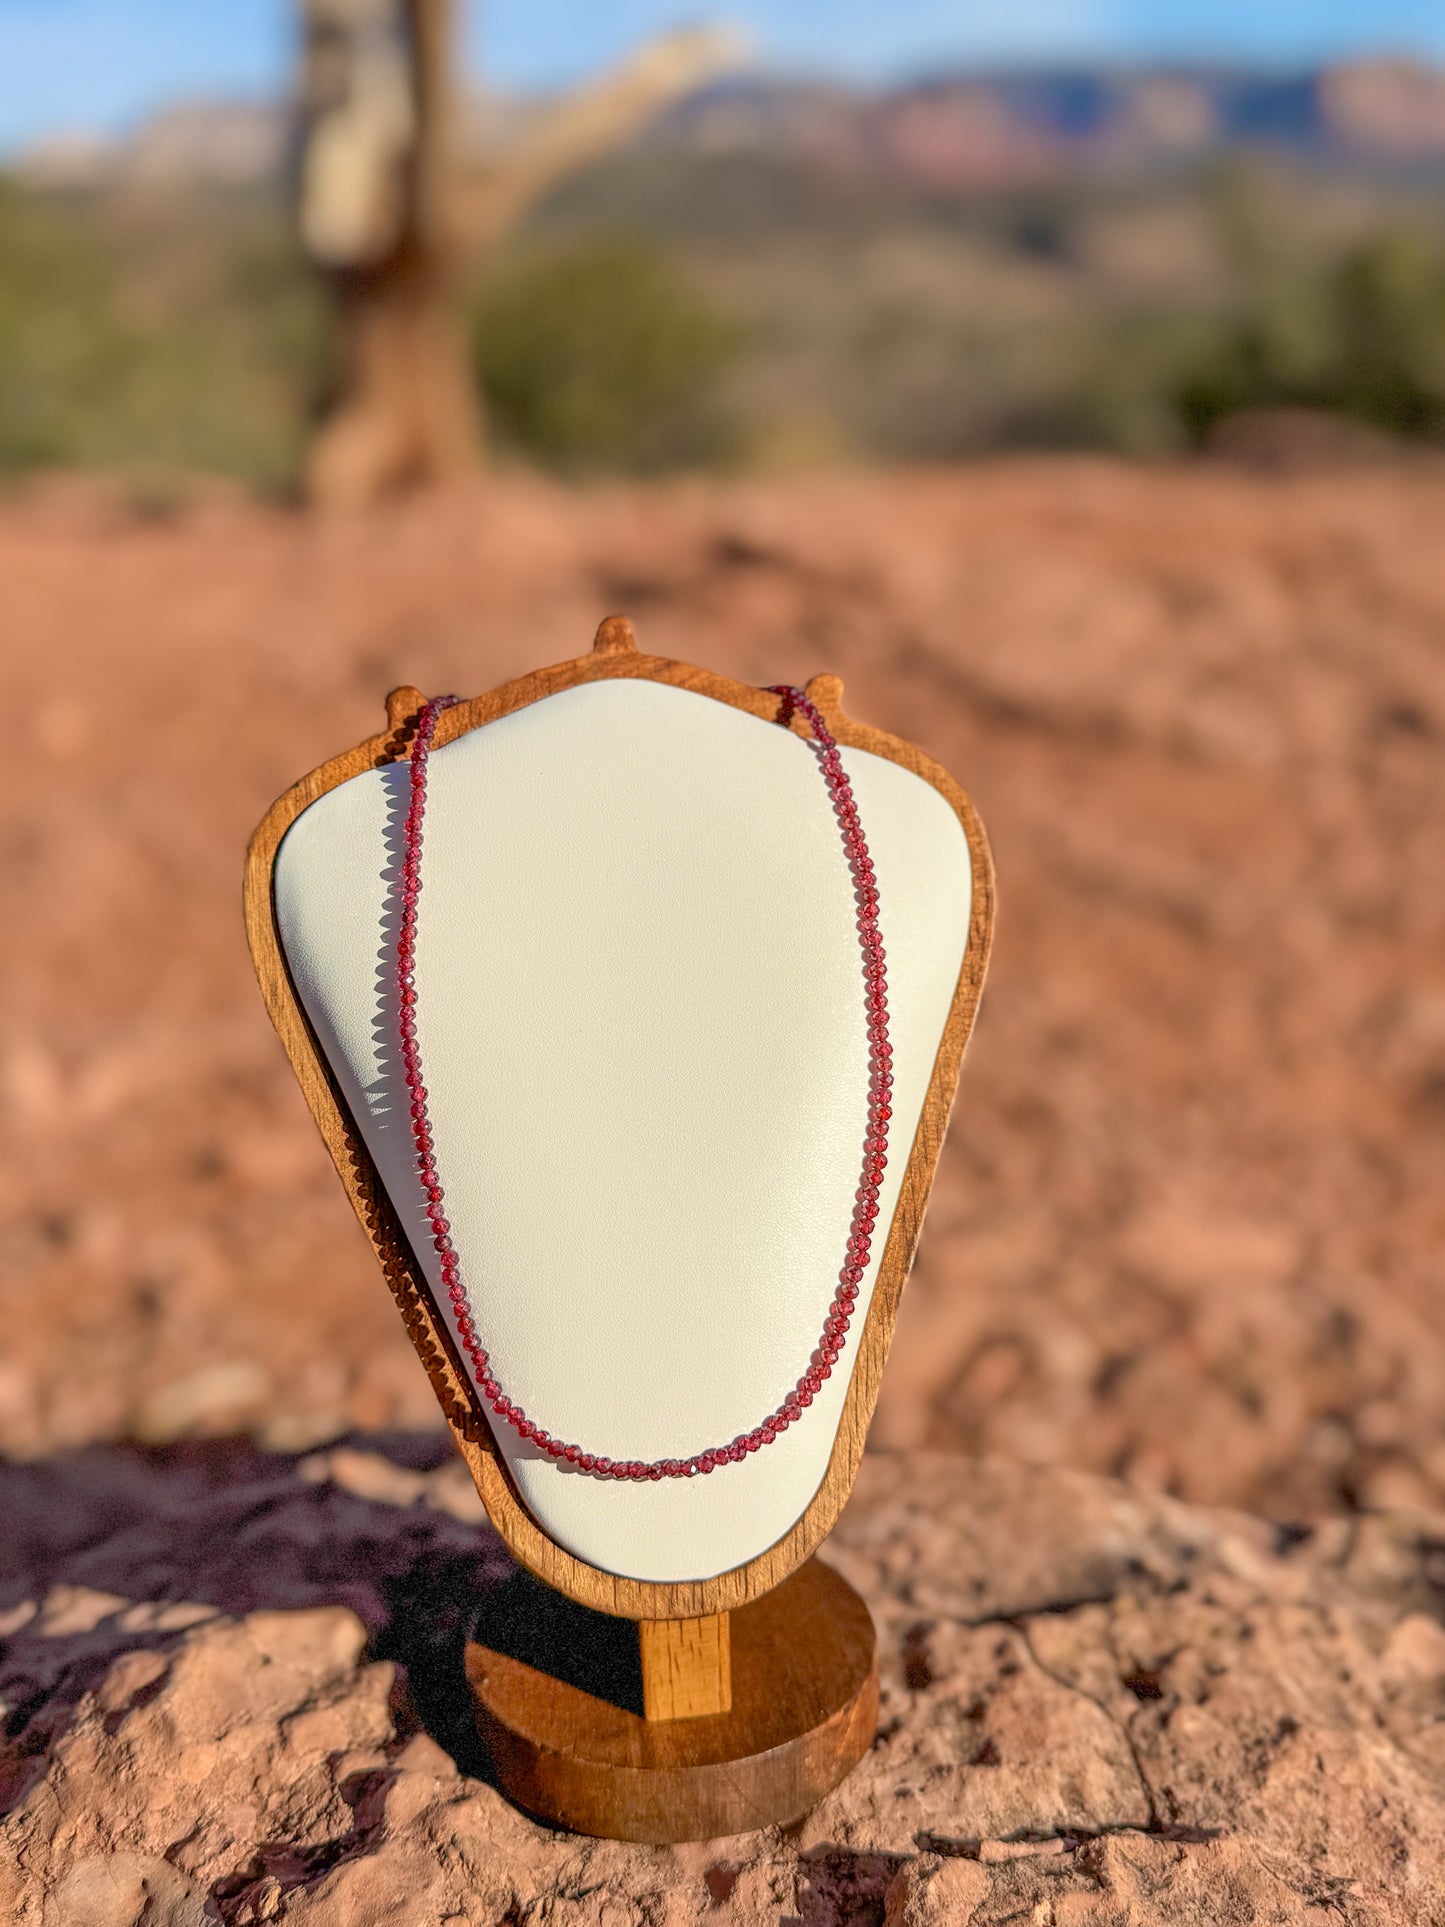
3, 459, 1443, 1520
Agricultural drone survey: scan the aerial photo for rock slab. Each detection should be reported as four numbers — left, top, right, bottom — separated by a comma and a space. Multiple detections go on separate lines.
3, 1447, 1444, 1923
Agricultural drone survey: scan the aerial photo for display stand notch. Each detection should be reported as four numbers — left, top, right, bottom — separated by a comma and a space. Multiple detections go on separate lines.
592, 614, 640, 655
802, 672, 845, 728
384, 684, 427, 737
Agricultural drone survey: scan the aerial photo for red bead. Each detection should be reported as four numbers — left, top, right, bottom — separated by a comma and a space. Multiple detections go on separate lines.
564, 1445, 579, 1463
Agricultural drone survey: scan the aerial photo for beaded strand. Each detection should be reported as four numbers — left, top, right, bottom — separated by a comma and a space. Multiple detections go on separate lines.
395, 685, 893, 1479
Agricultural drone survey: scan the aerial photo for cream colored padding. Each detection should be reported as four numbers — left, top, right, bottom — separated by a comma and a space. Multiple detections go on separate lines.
275, 678, 971, 1582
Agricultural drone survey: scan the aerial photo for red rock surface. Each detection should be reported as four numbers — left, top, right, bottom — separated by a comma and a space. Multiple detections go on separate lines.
4, 1448, 1445, 1923
3, 460, 1444, 1518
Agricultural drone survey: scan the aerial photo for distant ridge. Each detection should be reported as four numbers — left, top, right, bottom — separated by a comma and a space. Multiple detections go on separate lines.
15, 100, 288, 190
13, 58, 1445, 193
657, 60, 1445, 187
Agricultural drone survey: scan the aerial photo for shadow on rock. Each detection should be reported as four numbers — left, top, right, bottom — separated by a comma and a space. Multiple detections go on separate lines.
0, 1432, 516, 1805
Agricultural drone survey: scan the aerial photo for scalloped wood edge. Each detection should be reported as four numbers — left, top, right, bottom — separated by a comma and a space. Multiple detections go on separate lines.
243, 618, 995, 1619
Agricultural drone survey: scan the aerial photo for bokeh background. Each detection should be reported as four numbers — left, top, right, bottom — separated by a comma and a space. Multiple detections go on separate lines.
4, 0, 1445, 1524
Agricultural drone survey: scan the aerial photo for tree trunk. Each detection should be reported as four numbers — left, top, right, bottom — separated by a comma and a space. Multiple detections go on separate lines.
302, 0, 481, 507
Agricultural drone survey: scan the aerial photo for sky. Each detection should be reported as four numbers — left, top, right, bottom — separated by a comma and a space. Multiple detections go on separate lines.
3, 0, 1445, 152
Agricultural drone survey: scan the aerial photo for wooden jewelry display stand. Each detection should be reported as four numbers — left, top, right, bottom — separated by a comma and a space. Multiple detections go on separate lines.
244, 620, 993, 1842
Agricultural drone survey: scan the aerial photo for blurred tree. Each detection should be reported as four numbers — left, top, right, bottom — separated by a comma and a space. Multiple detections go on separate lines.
297, 0, 739, 506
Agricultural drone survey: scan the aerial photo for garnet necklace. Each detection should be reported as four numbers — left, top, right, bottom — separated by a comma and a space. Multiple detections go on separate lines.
395, 686, 893, 1481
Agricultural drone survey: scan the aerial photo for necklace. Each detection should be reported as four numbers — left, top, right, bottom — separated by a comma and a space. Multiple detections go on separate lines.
395, 684, 892, 1480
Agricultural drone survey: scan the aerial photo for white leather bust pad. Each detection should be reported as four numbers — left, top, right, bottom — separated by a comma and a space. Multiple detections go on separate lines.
275, 678, 971, 1582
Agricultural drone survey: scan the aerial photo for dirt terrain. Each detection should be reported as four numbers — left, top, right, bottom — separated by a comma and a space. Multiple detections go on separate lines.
2, 457, 1444, 1521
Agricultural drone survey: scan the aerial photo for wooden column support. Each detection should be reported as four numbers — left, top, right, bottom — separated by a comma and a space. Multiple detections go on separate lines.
639, 1612, 732, 1721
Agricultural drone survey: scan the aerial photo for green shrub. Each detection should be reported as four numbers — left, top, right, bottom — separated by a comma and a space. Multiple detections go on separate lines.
1177, 225, 1445, 444
473, 238, 741, 474
0, 181, 141, 472
0, 178, 322, 492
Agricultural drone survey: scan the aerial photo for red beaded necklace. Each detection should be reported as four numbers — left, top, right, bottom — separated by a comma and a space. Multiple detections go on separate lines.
395, 685, 892, 1481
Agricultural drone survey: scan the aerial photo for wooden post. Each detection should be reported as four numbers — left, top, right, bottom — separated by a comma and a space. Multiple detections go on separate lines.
638, 1612, 731, 1721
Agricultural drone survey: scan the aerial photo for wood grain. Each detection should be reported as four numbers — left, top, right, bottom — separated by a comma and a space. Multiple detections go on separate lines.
639, 1613, 731, 1721
244, 616, 995, 1621
465, 1557, 876, 1842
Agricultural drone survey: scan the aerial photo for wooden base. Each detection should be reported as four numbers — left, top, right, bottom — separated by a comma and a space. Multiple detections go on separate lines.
465, 1557, 878, 1843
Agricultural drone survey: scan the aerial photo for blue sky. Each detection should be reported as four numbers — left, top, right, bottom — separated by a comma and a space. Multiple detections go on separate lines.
3, 0, 1445, 151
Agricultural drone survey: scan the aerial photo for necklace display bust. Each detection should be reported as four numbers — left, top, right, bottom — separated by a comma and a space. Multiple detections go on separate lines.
245, 619, 993, 1839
